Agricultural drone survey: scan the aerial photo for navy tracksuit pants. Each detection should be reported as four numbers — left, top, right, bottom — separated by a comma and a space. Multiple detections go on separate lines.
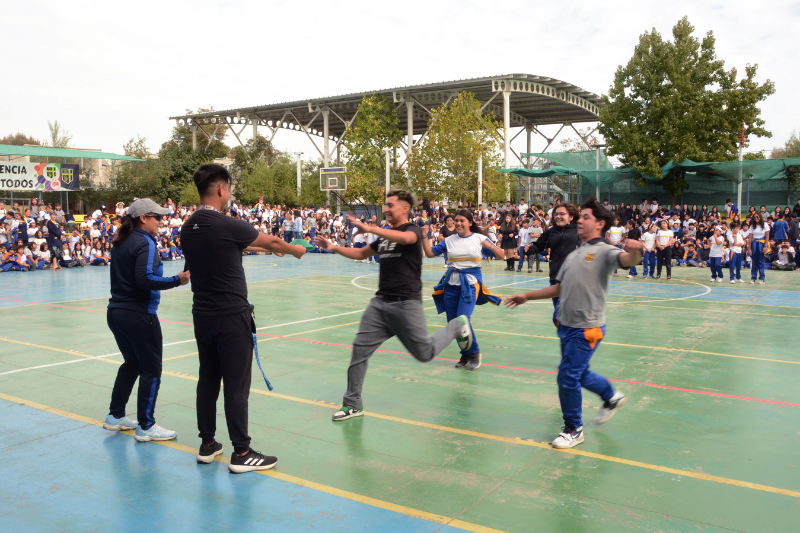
107, 308, 163, 430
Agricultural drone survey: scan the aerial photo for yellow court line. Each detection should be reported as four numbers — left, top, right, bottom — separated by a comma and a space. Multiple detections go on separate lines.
2, 338, 800, 499
426, 326, 800, 366
0, 392, 502, 533
0, 336, 92, 358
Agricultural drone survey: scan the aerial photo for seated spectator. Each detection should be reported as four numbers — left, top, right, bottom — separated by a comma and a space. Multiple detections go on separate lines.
772, 243, 796, 271
2, 244, 31, 272
678, 244, 701, 267
89, 241, 109, 266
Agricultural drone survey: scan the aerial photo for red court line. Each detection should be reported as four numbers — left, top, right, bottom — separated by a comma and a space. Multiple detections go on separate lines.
256, 332, 800, 408
2, 297, 796, 408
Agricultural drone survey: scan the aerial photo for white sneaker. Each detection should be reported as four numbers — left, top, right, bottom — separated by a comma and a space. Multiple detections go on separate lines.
737, 279, 745, 283
455, 315, 473, 352
593, 391, 627, 424
551, 426, 584, 449
710, 279, 715, 282
716, 278, 723, 283
627, 274, 633, 278
134, 424, 177, 442
731, 280, 736, 284
758, 280, 765, 284
749, 279, 755, 284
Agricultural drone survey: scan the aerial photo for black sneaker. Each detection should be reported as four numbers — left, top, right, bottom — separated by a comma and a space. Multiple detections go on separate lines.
454, 356, 469, 368
196, 441, 223, 464
466, 352, 482, 370
228, 449, 278, 474
332, 406, 364, 421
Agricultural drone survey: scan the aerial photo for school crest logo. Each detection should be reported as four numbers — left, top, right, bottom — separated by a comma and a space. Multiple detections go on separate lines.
585, 253, 594, 262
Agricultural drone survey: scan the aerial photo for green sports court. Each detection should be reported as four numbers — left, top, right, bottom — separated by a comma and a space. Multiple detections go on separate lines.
1, 255, 798, 532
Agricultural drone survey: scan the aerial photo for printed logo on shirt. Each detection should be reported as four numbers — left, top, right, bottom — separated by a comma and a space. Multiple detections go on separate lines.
585, 254, 594, 262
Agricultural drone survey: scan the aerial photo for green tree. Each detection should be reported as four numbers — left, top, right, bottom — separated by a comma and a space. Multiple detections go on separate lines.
772, 131, 800, 195
0, 132, 40, 146
45, 120, 73, 148
342, 94, 403, 206
599, 17, 775, 203
407, 92, 505, 205
170, 107, 230, 160
230, 134, 280, 176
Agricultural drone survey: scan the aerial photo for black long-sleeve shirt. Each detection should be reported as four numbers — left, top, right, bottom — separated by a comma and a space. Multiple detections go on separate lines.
527, 222, 581, 281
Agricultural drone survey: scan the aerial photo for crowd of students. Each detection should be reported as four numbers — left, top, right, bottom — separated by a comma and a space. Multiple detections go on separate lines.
3, 195, 799, 285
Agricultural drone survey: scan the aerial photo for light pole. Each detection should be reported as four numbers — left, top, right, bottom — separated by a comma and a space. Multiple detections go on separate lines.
294, 152, 303, 199
382, 148, 391, 194
591, 143, 606, 201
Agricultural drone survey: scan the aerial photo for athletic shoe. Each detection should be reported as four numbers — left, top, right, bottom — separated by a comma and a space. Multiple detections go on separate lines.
737, 279, 745, 283
627, 274, 633, 278
455, 315, 473, 352
710, 278, 715, 282
642, 275, 648, 279
759, 280, 765, 284
666, 276, 671, 280
749, 279, 755, 284
516, 268, 522, 272
716, 279, 723, 283
196, 441, 224, 464
466, 353, 482, 371
537, 269, 544, 272
527, 267, 533, 273
455, 356, 469, 369
332, 406, 364, 421
731, 280, 736, 284
134, 424, 177, 442
442, 263, 449, 269
551, 425, 584, 449
228, 449, 278, 474
593, 391, 628, 425
103, 414, 137, 431
656, 275, 661, 279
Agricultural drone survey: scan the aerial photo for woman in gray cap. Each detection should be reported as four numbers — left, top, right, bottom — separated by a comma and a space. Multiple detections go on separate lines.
103, 198, 190, 441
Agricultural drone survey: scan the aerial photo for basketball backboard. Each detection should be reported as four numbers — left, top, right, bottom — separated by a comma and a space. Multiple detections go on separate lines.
320, 167, 347, 192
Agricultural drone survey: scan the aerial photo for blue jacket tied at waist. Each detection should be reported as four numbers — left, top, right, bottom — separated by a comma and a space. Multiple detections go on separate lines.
432, 266, 502, 314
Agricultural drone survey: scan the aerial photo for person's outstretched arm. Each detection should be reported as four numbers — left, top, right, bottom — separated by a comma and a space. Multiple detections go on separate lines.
248, 233, 306, 258
504, 283, 561, 308
314, 234, 376, 260
347, 214, 417, 245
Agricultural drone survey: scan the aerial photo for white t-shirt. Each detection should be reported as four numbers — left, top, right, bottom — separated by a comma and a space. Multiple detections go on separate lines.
352, 226, 365, 244
709, 235, 725, 258
727, 232, 746, 254
750, 224, 767, 240
657, 229, 672, 247
529, 226, 543, 241
607, 226, 625, 244
442, 233, 486, 286
642, 232, 657, 250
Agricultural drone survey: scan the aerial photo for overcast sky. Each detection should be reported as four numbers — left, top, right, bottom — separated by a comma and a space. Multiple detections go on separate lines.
4, 0, 797, 165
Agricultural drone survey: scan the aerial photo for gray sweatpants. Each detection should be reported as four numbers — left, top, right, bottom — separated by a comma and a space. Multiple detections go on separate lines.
343, 296, 463, 410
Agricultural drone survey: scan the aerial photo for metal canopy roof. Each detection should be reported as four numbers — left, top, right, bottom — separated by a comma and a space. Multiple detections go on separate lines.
170, 74, 602, 141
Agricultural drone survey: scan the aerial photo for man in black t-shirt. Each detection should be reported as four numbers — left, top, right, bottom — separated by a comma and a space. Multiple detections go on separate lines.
181, 164, 306, 474
314, 190, 473, 421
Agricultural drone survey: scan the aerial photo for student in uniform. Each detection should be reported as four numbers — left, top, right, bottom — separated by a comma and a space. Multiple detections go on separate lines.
504, 197, 644, 449
606, 217, 625, 276
526, 218, 545, 272
748, 213, 770, 284
314, 190, 473, 421
625, 219, 641, 278
516, 218, 534, 272
499, 214, 518, 271
422, 209, 505, 370
727, 222, 746, 283
641, 224, 657, 279
708, 226, 725, 282
655, 220, 675, 280
438, 214, 457, 268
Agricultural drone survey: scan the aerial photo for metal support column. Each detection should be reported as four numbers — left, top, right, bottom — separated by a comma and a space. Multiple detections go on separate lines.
406, 101, 414, 185
253, 119, 257, 142
477, 154, 483, 207
525, 127, 532, 204
294, 152, 303, 199
502, 90, 511, 201
737, 144, 743, 210
191, 125, 198, 151
322, 108, 330, 204
384, 149, 391, 194
595, 147, 601, 199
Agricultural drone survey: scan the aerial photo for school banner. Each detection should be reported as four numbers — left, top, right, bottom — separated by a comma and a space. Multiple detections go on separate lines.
0, 162, 81, 191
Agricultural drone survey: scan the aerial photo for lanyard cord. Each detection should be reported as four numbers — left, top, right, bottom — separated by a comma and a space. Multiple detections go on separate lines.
252, 333, 273, 391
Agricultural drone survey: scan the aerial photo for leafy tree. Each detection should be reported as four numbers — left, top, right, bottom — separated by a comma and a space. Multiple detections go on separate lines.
230, 134, 279, 176
599, 16, 775, 203
0, 132, 40, 146
342, 94, 403, 206
46, 120, 72, 148
771, 131, 800, 195
407, 92, 505, 205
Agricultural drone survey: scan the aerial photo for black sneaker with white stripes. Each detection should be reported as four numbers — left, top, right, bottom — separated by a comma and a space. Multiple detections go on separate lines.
196, 441, 224, 464
228, 449, 278, 474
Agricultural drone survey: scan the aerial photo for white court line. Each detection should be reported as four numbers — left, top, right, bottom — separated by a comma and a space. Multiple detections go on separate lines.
0, 312, 368, 376
0, 339, 198, 376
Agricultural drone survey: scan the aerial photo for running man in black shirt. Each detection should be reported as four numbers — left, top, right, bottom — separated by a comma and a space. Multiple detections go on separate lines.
314, 189, 473, 421
181, 164, 306, 473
